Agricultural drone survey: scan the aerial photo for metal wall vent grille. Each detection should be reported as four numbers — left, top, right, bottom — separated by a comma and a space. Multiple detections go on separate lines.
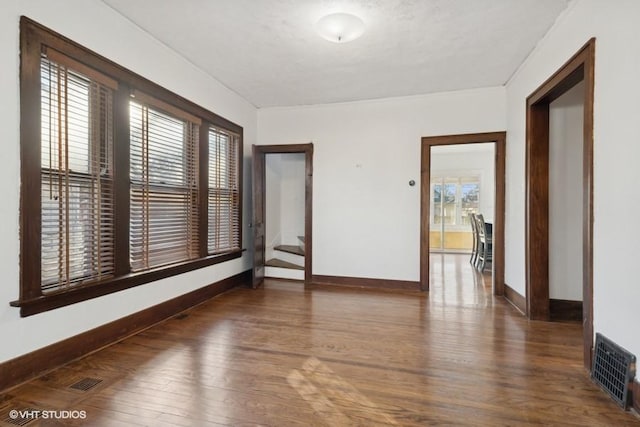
591, 333, 636, 409
69, 377, 103, 392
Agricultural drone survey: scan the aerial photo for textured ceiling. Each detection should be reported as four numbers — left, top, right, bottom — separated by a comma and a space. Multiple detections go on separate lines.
101, 0, 570, 107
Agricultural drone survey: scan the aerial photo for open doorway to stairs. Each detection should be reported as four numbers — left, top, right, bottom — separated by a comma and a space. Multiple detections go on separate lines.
525, 39, 595, 371
420, 132, 506, 296
265, 153, 306, 280
252, 144, 313, 288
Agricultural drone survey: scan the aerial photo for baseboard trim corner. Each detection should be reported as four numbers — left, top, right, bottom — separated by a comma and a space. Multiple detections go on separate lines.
311, 274, 420, 291
0, 269, 251, 393
504, 282, 526, 315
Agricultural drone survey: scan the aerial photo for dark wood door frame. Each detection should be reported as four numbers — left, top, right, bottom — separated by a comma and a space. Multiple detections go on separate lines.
420, 132, 506, 296
525, 38, 595, 370
251, 146, 266, 288
252, 144, 313, 286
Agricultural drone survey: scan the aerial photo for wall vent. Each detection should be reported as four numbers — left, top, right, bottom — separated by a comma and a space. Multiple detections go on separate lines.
591, 333, 636, 409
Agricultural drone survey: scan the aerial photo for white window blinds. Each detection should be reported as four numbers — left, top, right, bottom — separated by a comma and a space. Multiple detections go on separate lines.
40, 53, 115, 292
208, 127, 240, 254
129, 97, 199, 271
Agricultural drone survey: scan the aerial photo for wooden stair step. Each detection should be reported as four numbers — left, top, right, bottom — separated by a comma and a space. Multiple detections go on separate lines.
266, 258, 304, 270
274, 244, 304, 256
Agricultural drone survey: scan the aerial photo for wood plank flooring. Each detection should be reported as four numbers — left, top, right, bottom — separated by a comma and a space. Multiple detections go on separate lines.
1, 254, 638, 426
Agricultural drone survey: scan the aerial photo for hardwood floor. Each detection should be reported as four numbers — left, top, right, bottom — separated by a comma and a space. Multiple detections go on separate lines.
1, 254, 638, 426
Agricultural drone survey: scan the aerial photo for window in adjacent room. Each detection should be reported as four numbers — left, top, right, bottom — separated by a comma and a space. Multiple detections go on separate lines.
431, 175, 481, 226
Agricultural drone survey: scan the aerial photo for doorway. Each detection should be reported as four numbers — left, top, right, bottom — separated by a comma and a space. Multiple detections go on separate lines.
549, 80, 585, 322
421, 132, 506, 296
429, 144, 495, 254
252, 144, 313, 288
265, 153, 306, 280
525, 39, 595, 370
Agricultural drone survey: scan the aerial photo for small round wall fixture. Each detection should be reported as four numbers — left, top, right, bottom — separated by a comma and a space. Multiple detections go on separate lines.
315, 13, 365, 43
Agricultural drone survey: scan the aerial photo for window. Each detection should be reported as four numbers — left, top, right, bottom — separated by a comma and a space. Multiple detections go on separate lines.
431, 175, 481, 227
130, 95, 200, 271
430, 174, 481, 252
208, 127, 240, 254
40, 51, 116, 292
16, 18, 243, 316
460, 181, 480, 225
433, 180, 457, 225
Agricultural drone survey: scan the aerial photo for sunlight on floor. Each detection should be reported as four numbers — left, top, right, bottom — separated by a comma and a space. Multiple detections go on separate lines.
288, 356, 398, 426
429, 253, 492, 309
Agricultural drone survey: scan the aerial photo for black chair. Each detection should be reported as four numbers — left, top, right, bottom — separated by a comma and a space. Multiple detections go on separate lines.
475, 214, 492, 271
469, 213, 479, 266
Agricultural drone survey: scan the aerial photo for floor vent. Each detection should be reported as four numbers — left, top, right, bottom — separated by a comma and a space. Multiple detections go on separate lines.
3, 408, 38, 426
69, 377, 103, 392
591, 333, 636, 409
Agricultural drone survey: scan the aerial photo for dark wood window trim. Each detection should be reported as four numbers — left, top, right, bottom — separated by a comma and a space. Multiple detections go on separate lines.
15, 17, 243, 316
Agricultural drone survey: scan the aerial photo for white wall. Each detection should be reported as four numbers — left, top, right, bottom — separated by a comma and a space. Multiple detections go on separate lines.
505, 0, 640, 357
0, 0, 256, 363
278, 154, 306, 245
431, 143, 496, 223
549, 81, 584, 301
265, 154, 283, 260
258, 87, 505, 281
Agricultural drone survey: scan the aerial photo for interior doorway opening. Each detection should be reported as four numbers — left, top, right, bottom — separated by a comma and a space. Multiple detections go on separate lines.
421, 132, 506, 296
548, 81, 585, 322
264, 153, 306, 280
429, 143, 495, 255
252, 144, 313, 288
525, 38, 595, 370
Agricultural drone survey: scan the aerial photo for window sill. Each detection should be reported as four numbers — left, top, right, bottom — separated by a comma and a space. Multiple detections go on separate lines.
10, 250, 244, 317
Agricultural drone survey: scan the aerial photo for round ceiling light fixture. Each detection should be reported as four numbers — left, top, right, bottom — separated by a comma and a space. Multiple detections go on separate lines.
315, 13, 365, 43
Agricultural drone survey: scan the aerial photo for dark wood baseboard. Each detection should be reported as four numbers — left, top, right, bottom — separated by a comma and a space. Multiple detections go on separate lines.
311, 275, 420, 291
264, 276, 304, 284
504, 282, 526, 315
549, 299, 583, 322
0, 269, 251, 393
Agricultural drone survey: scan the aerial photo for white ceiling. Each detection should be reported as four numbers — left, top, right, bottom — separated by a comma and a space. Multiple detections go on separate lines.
101, 0, 570, 108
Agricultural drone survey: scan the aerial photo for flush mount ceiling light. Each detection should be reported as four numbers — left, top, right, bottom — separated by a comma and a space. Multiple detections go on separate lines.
315, 13, 365, 43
